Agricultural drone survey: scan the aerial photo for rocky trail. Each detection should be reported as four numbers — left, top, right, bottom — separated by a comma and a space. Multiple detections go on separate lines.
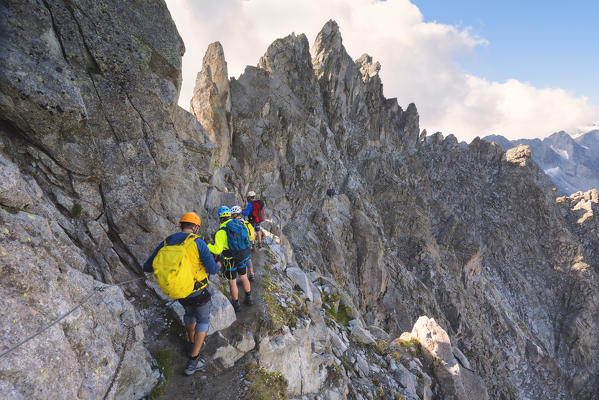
145, 246, 273, 400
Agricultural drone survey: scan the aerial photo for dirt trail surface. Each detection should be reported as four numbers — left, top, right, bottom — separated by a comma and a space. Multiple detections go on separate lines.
143, 248, 273, 400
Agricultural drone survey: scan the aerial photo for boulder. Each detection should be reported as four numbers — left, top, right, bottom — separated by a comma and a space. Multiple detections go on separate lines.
329, 329, 348, 358
207, 287, 237, 335
409, 316, 489, 400
368, 325, 390, 342
393, 363, 418, 398
258, 326, 331, 396
286, 265, 314, 302
212, 330, 255, 368
349, 320, 376, 345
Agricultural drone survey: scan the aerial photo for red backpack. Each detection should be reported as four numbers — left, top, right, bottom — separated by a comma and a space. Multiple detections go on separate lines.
250, 200, 265, 223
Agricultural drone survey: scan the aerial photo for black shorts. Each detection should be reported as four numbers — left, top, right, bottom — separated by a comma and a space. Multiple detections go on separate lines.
220, 248, 251, 280
223, 265, 247, 281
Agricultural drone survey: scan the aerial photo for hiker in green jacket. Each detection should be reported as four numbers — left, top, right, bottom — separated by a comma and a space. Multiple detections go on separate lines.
231, 205, 256, 281
208, 206, 253, 312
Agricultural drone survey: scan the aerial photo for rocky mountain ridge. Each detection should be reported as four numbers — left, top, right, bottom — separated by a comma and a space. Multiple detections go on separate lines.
1, 1, 598, 399
483, 130, 599, 195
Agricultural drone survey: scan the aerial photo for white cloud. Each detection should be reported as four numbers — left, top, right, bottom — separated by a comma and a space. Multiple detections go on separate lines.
165, 0, 599, 141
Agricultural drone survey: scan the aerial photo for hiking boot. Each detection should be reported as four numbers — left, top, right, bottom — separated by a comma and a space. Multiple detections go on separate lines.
244, 294, 254, 306
248, 273, 255, 282
184, 356, 205, 376
232, 299, 241, 312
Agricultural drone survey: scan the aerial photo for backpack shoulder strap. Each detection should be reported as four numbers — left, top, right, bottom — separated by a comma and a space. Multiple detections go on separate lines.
183, 233, 198, 245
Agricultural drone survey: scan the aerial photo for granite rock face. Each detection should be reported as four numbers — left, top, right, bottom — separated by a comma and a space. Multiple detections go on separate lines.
189, 20, 599, 399
0, 0, 215, 398
2, 2, 599, 399
0, 208, 156, 400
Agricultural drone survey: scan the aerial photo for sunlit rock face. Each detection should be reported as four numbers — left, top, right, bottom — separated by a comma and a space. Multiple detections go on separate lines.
192, 20, 598, 399
484, 130, 599, 195
2, 1, 598, 398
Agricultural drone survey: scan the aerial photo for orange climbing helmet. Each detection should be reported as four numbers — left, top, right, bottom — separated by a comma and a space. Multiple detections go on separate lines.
179, 212, 201, 227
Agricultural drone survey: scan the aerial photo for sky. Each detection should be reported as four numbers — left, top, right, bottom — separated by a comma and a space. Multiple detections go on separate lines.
165, 0, 599, 142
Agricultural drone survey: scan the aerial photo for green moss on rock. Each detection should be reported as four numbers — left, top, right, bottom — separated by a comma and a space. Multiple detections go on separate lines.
149, 348, 176, 399
244, 363, 288, 400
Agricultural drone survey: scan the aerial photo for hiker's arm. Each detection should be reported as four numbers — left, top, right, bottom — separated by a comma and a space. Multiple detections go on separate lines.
207, 230, 226, 255
242, 202, 252, 217
142, 242, 164, 272
196, 239, 219, 275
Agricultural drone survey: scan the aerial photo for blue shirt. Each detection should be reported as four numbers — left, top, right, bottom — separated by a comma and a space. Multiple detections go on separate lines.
143, 232, 219, 275
242, 202, 253, 217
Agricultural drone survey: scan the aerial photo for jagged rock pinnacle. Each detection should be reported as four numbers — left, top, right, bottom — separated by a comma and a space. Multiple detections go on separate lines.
312, 20, 343, 65
190, 41, 232, 165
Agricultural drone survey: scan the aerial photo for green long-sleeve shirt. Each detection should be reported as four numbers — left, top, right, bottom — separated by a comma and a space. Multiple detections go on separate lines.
207, 220, 230, 255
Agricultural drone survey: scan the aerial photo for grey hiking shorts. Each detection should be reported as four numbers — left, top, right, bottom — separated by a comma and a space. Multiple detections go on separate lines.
178, 290, 211, 332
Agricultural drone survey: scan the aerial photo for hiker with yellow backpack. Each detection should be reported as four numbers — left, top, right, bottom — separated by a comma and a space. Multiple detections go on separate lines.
143, 212, 219, 376
208, 206, 253, 312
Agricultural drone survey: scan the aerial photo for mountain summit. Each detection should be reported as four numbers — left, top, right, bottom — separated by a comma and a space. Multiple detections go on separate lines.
484, 129, 599, 194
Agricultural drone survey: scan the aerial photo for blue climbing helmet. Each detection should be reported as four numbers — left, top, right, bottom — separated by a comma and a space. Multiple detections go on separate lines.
218, 206, 231, 218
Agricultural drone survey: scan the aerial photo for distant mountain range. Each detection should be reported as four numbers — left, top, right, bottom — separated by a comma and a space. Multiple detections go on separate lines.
483, 129, 599, 195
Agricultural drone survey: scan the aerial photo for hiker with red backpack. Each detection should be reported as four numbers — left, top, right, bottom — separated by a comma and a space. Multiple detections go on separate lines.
208, 206, 253, 312
143, 212, 219, 376
242, 190, 265, 248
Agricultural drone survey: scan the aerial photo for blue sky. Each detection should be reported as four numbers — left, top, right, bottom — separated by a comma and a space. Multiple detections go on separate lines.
167, 0, 599, 140
412, 0, 599, 105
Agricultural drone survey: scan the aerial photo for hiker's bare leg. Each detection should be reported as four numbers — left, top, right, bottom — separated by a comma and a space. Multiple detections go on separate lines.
257, 230, 262, 245
240, 273, 251, 293
190, 331, 207, 358
185, 323, 196, 343
247, 259, 254, 276
229, 279, 238, 300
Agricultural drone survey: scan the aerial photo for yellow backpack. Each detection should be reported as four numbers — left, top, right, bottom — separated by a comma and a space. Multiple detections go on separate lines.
152, 233, 208, 299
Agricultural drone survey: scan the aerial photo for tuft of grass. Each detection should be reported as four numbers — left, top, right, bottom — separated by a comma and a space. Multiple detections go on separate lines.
244, 363, 288, 400
265, 248, 276, 261
394, 337, 420, 357
374, 340, 389, 356
71, 203, 82, 218
335, 303, 352, 326
261, 277, 296, 330
149, 348, 176, 399
263, 261, 272, 273
322, 292, 351, 326
260, 275, 307, 332
220, 281, 229, 297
